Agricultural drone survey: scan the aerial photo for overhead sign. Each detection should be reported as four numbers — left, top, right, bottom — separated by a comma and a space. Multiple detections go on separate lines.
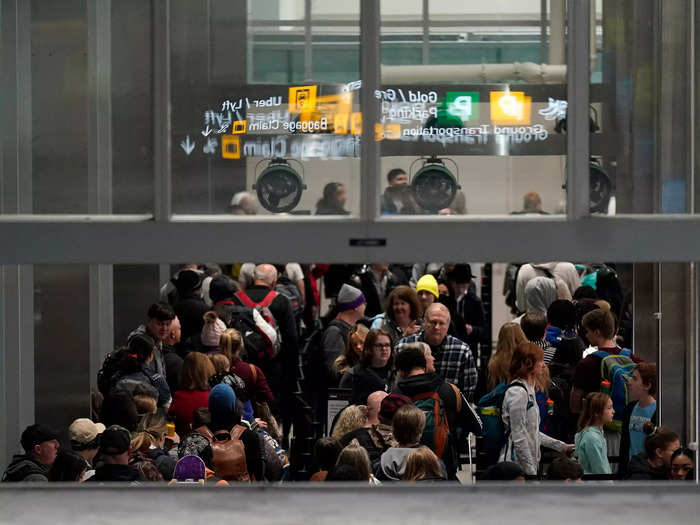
445, 91, 480, 122
288, 85, 318, 114
490, 91, 532, 125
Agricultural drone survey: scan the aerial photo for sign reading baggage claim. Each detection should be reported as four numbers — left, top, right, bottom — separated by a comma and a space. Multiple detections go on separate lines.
182, 84, 561, 159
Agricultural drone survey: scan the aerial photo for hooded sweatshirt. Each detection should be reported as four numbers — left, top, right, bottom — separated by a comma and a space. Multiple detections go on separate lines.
624, 453, 667, 481
375, 446, 418, 481
2, 455, 49, 482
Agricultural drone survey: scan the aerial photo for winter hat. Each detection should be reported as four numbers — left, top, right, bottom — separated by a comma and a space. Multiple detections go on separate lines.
174, 455, 206, 482
99, 425, 131, 456
379, 393, 413, 422
20, 424, 59, 453
208, 384, 238, 430
201, 311, 226, 347
174, 269, 203, 294
69, 418, 105, 450
208, 276, 236, 304
448, 263, 473, 283
336, 284, 366, 312
416, 274, 439, 299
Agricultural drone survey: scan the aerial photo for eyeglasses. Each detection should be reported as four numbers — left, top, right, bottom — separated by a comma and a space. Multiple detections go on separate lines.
373, 343, 392, 349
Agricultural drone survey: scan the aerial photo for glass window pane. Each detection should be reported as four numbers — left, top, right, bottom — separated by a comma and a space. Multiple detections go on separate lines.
597, 0, 693, 215
170, 1, 362, 216
379, 0, 567, 216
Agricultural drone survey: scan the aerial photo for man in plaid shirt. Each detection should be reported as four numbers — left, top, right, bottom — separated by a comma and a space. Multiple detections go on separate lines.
396, 303, 478, 401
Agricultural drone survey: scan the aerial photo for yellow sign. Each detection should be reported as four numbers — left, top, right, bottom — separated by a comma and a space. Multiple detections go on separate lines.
490, 91, 532, 125
288, 85, 318, 113
350, 112, 362, 135
231, 120, 247, 134
221, 135, 241, 159
374, 123, 402, 141
334, 113, 349, 134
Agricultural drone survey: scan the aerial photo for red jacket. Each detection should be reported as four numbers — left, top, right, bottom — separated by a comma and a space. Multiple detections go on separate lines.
168, 390, 210, 437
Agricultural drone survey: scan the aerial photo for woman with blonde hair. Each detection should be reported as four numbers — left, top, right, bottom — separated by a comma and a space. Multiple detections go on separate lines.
129, 413, 176, 480
333, 324, 369, 379
487, 322, 528, 388
330, 405, 368, 441
403, 446, 445, 482
219, 328, 274, 405
168, 352, 215, 437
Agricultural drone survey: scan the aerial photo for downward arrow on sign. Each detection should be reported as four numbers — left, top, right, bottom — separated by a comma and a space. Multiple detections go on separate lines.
180, 135, 195, 155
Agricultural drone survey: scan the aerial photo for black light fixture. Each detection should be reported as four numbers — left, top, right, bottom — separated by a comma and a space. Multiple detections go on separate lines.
253, 158, 307, 213
561, 159, 613, 214
409, 155, 461, 212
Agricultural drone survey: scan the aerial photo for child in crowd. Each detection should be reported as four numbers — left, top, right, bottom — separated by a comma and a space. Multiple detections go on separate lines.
669, 448, 695, 481
575, 393, 614, 475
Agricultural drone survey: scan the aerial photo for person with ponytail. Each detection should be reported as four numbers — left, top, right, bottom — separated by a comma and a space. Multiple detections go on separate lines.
574, 393, 614, 475
111, 334, 171, 409
129, 413, 176, 481
219, 328, 274, 406
625, 422, 680, 480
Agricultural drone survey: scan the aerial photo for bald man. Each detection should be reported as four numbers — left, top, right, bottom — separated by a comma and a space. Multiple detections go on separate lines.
233, 263, 300, 436
396, 303, 478, 401
339, 390, 393, 462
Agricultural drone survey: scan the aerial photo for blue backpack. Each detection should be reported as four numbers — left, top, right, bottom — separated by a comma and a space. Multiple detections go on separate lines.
477, 382, 528, 457
592, 349, 635, 432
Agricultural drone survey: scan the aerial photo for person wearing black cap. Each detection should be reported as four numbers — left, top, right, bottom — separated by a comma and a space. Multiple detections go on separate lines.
88, 425, 140, 482
2, 424, 60, 482
172, 269, 209, 343
448, 264, 487, 355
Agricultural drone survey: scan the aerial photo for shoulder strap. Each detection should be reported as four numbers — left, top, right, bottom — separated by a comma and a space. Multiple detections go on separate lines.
249, 363, 258, 382
620, 348, 632, 357
230, 425, 246, 441
447, 382, 463, 413
258, 290, 277, 308
235, 291, 255, 308
217, 300, 236, 306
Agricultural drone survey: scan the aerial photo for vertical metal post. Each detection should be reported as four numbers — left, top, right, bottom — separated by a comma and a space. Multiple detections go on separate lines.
359, 0, 381, 224
87, 0, 115, 390
422, 0, 430, 65
696, 260, 700, 484
566, 0, 590, 220
154, 0, 172, 286
304, 0, 312, 80
540, 0, 548, 64
0, 0, 34, 470
550, 0, 566, 64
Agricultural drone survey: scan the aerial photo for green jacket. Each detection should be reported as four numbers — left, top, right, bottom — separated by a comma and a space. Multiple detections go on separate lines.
575, 426, 611, 475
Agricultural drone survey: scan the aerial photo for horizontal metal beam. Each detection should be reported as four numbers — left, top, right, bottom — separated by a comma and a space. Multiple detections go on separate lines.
2, 215, 700, 264
249, 19, 545, 28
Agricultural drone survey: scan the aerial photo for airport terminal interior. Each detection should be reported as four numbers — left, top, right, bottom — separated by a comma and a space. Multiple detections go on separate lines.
1, 0, 700, 521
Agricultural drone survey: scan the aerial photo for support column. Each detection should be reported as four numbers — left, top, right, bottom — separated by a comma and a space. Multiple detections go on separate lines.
0, 0, 34, 469
88, 0, 115, 393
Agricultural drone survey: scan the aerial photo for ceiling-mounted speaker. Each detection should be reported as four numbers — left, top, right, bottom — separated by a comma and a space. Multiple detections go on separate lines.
410, 155, 461, 212
253, 158, 307, 213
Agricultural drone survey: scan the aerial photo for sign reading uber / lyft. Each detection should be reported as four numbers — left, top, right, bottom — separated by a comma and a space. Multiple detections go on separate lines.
444, 92, 480, 122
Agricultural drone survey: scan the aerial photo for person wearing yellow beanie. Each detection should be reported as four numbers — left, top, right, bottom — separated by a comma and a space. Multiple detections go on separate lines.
416, 274, 439, 312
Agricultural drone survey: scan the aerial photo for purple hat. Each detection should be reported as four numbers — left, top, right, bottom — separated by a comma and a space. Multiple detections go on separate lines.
174, 455, 206, 481
336, 284, 366, 312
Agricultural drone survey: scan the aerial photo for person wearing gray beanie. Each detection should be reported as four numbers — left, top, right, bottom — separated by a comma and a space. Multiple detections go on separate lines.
336, 284, 366, 312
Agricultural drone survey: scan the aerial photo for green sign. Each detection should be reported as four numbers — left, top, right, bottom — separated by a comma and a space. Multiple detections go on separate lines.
445, 91, 480, 122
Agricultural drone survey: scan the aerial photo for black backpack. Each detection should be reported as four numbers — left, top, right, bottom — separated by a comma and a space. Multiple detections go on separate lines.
216, 300, 279, 365
275, 277, 304, 319
301, 319, 347, 392
97, 347, 126, 395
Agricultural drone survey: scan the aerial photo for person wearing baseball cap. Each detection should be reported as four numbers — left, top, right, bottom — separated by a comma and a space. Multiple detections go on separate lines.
416, 274, 439, 313
88, 425, 139, 482
69, 418, 105, 480
2, 424, 59, 482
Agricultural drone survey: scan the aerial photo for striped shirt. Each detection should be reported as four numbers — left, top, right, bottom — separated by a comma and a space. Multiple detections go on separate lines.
532, 339, 557, 365
396, 332, 478, 400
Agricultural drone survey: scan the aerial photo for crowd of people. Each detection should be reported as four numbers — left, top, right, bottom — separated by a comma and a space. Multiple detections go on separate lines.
2, 260, 696, 484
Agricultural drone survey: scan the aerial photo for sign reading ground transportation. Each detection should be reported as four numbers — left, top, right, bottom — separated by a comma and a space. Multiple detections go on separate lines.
182, 83, 568, 159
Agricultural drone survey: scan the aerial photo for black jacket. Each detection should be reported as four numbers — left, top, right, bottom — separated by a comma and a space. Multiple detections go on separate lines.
618, 401, 658, 478
112, 366, 171, 408
89, 463, 141, 482
355, 269, 402, 318
340, 364, 393, 405
162, 344, 183, 393
2, 455, 49, 482
173, 294, 209, 343
625, 453, 667, 481
456, 291, 488, 352
233, 285, 299, 401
